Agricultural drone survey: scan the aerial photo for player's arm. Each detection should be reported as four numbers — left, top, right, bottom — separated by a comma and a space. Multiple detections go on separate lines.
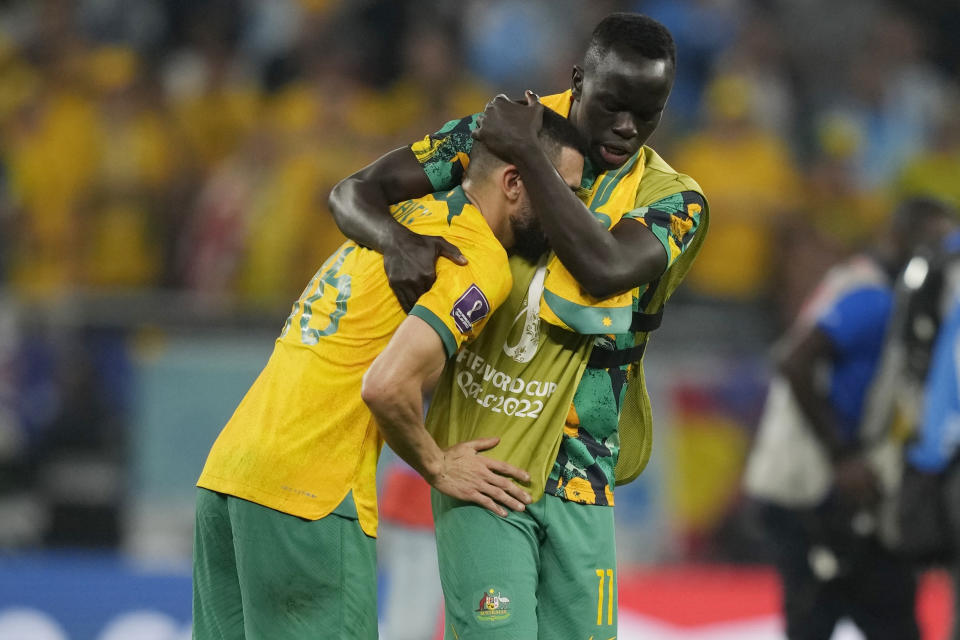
328, 149, 466, 313
778, 327, 879, 505
361, 315, 532, 517
474, 94, 667, 299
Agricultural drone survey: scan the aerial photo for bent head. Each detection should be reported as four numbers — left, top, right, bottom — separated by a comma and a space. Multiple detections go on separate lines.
569, 13, 676, 171
465, 108, 587, 260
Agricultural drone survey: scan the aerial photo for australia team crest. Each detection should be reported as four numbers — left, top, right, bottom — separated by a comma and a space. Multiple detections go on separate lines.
475, 588, 511, 621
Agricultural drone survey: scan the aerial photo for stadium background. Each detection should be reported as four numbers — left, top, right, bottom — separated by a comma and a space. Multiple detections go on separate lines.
0, 0, 958, 638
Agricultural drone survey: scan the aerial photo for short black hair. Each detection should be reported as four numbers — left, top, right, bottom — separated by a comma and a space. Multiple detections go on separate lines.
467, 106, 588, 178
584, 13, 676, 70
539, 107, 589, 160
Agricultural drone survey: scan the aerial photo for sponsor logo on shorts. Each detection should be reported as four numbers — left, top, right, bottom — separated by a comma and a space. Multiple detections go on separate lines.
475, 588, 511, 622
451, 284, 490, 333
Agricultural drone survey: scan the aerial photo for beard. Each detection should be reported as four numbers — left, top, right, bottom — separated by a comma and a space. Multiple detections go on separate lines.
509, 209, 551, 263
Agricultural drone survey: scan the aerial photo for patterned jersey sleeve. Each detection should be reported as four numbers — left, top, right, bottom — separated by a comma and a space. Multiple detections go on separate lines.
408, 247, 511, 358
410, 113, 481, 192
622, 190, 705, 271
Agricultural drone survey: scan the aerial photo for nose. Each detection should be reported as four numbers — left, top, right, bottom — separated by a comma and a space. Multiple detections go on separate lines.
611, 112, 638, 139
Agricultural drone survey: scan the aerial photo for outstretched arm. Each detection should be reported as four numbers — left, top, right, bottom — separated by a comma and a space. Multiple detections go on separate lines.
474, 95, 667, 299
362, 315, 532, 517
328, 147, 466, 312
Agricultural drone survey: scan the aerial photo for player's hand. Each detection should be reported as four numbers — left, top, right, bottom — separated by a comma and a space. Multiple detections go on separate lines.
471, 91, 543, 163
430, 437, 533, 517
383, 226, 467, 312
833, 455, 881, 508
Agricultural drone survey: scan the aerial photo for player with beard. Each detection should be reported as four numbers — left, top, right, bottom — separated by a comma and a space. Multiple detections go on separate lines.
191, 109, 585, 639
329, 12, 709, 639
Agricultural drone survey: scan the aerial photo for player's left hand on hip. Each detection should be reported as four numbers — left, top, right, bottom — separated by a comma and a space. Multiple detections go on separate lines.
430, 437, 533, 517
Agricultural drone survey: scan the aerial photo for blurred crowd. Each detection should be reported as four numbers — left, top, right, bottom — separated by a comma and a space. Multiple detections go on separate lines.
1, 0, 960, 552
0, 0, 957, 313
0, 0, 489, 305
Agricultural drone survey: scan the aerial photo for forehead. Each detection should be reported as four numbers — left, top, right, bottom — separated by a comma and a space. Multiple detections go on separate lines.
585, 47, 673, 107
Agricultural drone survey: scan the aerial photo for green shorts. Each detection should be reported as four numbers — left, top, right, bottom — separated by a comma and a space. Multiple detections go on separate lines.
433, 490, 617, 640
192, 488, 377, 640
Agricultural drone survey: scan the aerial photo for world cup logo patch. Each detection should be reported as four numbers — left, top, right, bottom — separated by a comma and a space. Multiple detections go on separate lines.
475, 588, 511, 622
451, 284, 490, 334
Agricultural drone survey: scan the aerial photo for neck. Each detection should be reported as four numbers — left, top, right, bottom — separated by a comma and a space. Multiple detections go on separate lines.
462, 178, 513, 247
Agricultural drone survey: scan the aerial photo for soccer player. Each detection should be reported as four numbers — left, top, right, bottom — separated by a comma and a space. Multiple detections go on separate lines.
329, 13, 709, 638
191, 109, 586, 639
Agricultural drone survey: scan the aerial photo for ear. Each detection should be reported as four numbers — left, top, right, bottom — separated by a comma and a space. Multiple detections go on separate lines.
571, 65, 584, 99
501, 166, 522, 202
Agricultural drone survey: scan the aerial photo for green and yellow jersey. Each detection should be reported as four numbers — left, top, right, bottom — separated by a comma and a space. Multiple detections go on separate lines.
414, 91, 707, 505
197, 186, 512, 537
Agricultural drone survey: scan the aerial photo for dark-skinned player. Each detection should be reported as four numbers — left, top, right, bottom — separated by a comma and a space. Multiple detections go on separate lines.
329, 13, 709, 638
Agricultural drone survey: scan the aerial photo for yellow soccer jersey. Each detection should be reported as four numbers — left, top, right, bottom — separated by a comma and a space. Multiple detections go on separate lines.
197, 186, 511, 537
